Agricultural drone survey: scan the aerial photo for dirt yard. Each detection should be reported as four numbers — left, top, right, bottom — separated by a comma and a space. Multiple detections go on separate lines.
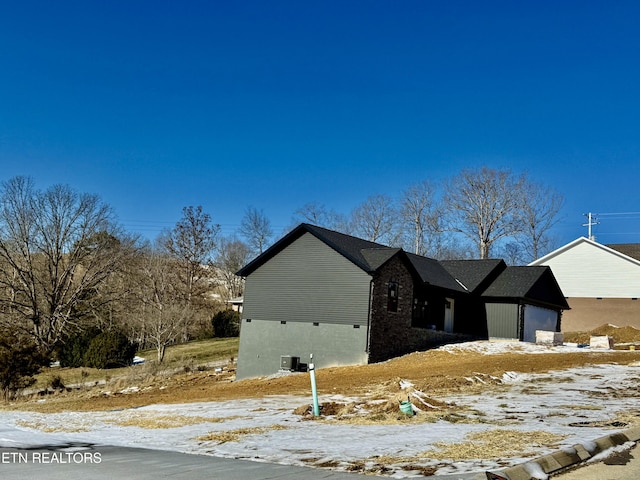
8, 326, 640, 415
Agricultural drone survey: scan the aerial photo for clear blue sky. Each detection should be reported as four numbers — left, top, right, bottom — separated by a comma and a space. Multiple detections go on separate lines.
2, 1, 639, 247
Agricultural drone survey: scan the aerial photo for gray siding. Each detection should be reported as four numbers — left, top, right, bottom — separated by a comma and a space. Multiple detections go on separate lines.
486, 303, 520, 340
236, 319, 369, 379
242, 232, 372, 326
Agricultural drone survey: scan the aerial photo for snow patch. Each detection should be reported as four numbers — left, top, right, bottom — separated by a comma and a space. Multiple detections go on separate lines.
1, 362, 638, 477
523, 461, 548, 480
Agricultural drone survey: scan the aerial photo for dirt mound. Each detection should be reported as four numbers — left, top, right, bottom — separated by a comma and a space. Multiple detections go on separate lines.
564, 324, 640, 345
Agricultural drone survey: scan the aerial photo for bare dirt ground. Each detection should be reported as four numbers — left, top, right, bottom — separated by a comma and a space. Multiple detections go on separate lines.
7, 325, 640, 415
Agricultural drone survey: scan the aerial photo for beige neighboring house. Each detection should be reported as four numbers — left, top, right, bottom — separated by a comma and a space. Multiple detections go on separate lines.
227, 296, 244, 313
530, 237, 640, 331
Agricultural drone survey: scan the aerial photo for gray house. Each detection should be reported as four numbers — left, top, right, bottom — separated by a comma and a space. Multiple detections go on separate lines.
236, 224, 568, 379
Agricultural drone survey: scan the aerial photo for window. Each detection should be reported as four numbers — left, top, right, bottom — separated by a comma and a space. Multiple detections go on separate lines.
412, 297, 429, 327
387, 280, 399, 312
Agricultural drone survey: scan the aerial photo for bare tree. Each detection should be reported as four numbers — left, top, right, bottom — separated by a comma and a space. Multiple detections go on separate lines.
517, 181, 563, 262
239, 206, 273, 255
134, 246, 188, 363
215, 237, 250, 300
161, 206, 219, 304
443, 167, 525, 259
160, 206, 219, 340
0, 177, 136, 353
500, 241, 525, 266
350, 194, 399, 244
400, 181, 441, 255
293, 202, 351, 233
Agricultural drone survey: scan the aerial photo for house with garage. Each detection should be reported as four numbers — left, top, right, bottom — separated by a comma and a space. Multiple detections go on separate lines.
479, 266, 569, 342
530, 237, 640, 332
236, 224, 568, 379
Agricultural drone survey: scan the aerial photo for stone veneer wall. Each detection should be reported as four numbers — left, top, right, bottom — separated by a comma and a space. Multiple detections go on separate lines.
367, 255, 471, 363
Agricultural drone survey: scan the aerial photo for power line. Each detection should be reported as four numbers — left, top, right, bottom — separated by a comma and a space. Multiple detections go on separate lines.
597, 211, 640, 216
582, 211, 640, 242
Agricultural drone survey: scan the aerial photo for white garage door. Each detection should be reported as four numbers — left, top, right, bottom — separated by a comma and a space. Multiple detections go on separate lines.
523, 305, 558, 343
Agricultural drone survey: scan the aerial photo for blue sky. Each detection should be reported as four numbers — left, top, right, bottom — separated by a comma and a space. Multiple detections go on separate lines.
2, 1, 640, 247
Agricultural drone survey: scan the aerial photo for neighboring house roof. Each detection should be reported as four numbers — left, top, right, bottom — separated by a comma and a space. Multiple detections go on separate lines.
440, 259, 506, 293
529, 236, 640, 298
529, 237, 640, 268
482, 266, 570, 309
607, 243, 640, 262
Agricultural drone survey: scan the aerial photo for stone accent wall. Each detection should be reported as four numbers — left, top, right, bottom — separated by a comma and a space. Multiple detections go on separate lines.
367, 256, 471, 363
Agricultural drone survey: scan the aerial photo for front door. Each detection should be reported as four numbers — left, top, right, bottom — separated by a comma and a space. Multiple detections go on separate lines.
444, 298, 454, 333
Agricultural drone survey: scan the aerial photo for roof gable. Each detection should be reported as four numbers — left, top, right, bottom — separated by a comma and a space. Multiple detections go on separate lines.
406, 253, 468, 292
361, 248, 402, 271
237, 223, 393, 277
482, 266, 570, 309
237, 224, 466, 293
440, 259, 506, 293
530, 236, 640, 268
237, 224, 566, 306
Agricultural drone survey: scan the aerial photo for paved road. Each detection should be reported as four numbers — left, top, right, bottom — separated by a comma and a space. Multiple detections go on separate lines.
0, 443, 485, 480
11, 440, 638, 480
0, 443, 367, 480
551, 443, 640, 480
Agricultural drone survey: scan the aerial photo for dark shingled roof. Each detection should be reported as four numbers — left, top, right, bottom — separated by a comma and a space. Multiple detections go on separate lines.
361, 248, 402, 271
237, 223, 388, 276
440, 259, 506, 293
481, 266, 570, 309
237, 224, 569, 310
406, 253, 468, 292
237, 224, 466, 292
607, 243, 640, 262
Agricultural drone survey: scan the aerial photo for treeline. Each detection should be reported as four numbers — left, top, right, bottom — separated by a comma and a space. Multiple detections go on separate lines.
290, 166, 563, 264
0, 177, 247, 399
0, 167, 562, 398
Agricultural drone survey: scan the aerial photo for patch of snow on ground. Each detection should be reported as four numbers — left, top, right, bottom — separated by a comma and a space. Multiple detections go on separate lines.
0, 362, 639, 477
438, 341, 590, 355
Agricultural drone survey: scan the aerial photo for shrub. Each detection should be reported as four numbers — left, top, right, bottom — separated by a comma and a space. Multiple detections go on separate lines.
57, 327, 102, 368
49, 375, 65, 391
211, 310, 240, 338
84, 330, 138, 369
0, 327, 47, 400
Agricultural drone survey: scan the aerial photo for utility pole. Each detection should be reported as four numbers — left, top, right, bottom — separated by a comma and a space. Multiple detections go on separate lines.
582, 212, 599, 241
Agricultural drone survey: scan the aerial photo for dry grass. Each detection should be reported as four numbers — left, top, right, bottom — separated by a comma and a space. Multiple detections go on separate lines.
425, 429, 568, 460
196, 424, 289, 443
104, 413, 232, 429
558, 404, 603, 411
33, 337, 240, 392
15, 419, 92, 433
362, 430, 567, 466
